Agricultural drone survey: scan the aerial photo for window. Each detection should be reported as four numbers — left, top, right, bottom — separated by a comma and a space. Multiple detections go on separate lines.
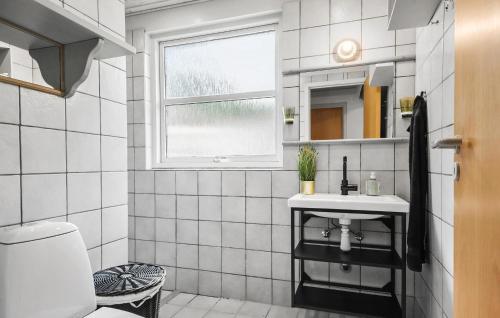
159, 26, 280, 168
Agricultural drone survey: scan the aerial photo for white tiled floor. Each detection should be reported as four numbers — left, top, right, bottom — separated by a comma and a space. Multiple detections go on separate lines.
159, 292, 423, 318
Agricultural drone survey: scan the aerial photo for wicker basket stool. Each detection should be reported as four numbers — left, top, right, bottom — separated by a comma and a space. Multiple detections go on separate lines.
93, 264, 166, 318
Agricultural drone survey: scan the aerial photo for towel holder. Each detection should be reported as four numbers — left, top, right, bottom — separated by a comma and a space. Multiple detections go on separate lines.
420, 91, 427, 100
432, 135, 462, 153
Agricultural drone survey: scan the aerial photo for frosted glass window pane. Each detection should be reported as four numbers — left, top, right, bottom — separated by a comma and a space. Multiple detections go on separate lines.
164, 31, 275, 98
166, 98, 275, 158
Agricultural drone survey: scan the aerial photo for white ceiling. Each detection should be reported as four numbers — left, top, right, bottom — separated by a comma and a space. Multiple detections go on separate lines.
125, 0, 211, 15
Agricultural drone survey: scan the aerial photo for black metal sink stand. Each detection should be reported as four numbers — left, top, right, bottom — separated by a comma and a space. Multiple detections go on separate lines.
290, 207, 407, 318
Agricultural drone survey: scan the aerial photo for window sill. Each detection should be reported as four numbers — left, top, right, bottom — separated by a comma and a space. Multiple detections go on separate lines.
150, 159, 283, 170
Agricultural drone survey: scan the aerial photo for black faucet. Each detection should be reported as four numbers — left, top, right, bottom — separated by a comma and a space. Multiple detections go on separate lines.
341, 156, 358, 195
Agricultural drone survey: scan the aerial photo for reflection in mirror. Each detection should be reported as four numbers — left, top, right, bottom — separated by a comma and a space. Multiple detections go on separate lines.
310, 79, 387, 140
0, 19, 62, 94
302, 62, 410, 142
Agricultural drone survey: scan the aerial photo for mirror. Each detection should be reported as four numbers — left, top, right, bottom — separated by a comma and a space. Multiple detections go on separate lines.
301, 62, 410, 141
0, 19, 63, 95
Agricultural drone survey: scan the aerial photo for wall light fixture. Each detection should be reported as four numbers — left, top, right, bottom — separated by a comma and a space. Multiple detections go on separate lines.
334, 39, 360, 62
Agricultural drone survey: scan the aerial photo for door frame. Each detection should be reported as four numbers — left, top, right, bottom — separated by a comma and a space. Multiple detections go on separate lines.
303, 78, 365, 141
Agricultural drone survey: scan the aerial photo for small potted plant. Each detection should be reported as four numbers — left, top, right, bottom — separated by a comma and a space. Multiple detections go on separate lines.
298, 144, 318, 195
283, 107, 295, 124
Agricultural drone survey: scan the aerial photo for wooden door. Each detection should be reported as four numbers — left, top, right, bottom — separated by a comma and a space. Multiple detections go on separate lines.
363, 78, 381, 138
455, 0, 500, 316
311, 107, 343, 140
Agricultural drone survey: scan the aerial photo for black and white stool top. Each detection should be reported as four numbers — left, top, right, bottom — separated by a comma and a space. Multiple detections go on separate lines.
94, 263, 166, 297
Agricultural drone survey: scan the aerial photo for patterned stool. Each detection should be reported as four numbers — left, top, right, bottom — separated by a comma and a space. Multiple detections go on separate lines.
94, 264, 166, 318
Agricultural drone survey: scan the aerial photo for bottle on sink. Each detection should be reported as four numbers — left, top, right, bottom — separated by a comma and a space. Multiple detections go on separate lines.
366, 172, 380, 196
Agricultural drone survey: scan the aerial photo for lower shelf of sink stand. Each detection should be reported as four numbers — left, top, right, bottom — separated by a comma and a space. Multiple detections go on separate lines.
294, 241, 404, 269
294, 285, 402, 318
289, 208, 408, 318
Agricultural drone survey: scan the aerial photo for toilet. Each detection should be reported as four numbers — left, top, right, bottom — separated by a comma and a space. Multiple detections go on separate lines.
0, 222, 141, 318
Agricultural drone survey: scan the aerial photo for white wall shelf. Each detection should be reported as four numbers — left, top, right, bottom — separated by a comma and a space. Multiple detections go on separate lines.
0, 0, 136, 97
282, 55, 415, 76
283, 137, 409, 146
388, 0, 441, 30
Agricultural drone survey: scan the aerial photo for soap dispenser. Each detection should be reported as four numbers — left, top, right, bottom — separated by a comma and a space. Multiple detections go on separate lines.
366, 172, 380, 196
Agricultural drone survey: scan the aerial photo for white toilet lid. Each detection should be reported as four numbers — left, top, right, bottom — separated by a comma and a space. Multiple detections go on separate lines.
84, 307, 142, 318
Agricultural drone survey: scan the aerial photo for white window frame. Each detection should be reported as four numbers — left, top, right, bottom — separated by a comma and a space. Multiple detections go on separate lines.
155, 23, 282, 169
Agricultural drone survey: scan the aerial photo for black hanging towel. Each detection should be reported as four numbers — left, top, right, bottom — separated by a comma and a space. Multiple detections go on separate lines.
406, 92, 429, 272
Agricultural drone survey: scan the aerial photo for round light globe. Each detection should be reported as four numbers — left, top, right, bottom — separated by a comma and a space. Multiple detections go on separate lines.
335, 39, 360, 62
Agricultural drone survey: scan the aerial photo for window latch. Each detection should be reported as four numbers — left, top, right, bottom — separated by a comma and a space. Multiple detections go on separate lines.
213, 156, 229, 163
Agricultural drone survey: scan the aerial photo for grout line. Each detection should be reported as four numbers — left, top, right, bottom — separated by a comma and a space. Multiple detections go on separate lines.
65, 91, 69, 223
174, 170, 178, 290
98, 59, 104, 270
243, 170, 247, 300
7, 123, 127, 139
269, 170, 274, 303
196, 170, 200, 295
18, 86, 23, 225
1, 170, 128, 177
219, 171, 223, 296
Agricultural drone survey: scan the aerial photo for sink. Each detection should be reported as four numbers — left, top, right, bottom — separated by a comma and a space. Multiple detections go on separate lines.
288, 193, 409, 213
288, 193, 409, 252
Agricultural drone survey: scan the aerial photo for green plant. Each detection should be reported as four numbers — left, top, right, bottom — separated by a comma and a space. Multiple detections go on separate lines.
284, 107, 295, 118
283, 107, 295, 124
297, 144, 318, 181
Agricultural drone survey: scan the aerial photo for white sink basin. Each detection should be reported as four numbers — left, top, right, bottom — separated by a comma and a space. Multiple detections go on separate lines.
287, 193, 409, 216
288, 193, 409, 252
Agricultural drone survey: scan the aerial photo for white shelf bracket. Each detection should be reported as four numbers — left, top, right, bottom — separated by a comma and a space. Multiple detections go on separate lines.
63, 38, 103, 98
29, 46, 62, 90
30, 38, 103, 97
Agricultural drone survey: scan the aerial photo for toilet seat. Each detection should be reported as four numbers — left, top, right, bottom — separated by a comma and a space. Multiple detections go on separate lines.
84, 307, 142, 318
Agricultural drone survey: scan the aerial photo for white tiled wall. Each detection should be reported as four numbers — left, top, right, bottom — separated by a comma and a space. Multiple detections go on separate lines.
125, 0, 417, 308
127, 141, 413, 306
415, 1, 455, 318
0, 0, 128, 273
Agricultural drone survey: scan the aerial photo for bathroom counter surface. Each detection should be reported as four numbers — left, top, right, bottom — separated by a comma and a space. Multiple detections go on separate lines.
288, 193, 409, 213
